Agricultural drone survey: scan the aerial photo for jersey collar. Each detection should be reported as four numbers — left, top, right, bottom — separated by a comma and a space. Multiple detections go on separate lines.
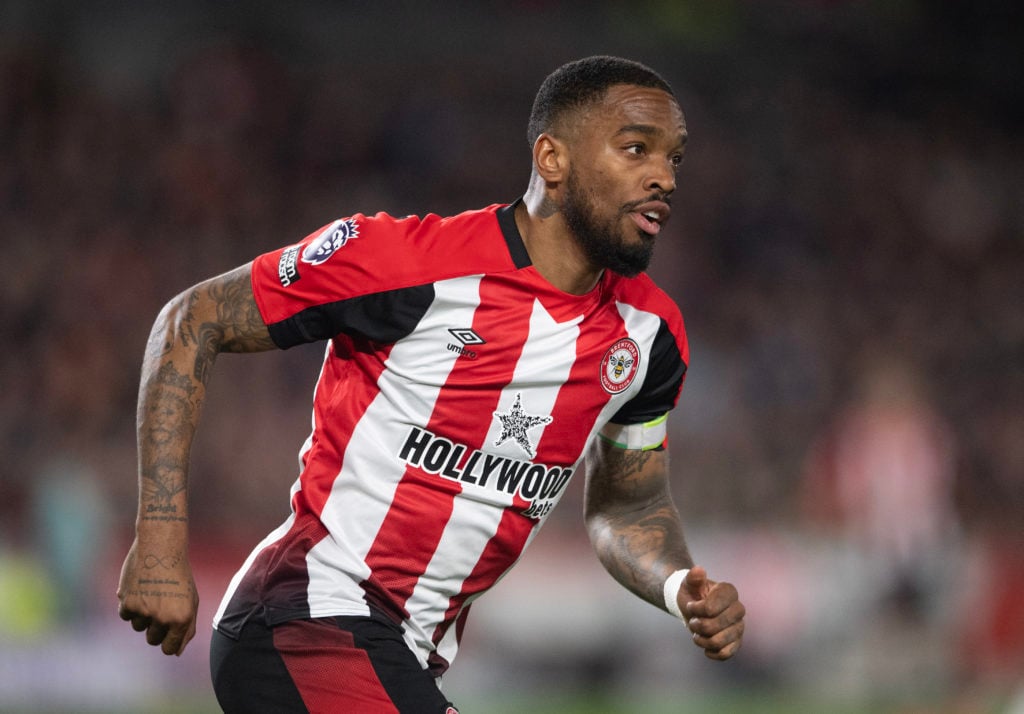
496, 198, 532, 270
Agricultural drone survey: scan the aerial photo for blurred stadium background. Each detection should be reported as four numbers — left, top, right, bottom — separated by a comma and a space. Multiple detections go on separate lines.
1, 1, 1022, 712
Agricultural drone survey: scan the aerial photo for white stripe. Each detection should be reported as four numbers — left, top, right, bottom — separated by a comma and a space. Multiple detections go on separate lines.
402, 298, 581, 662
483, 299, 580, 460
400, 487, 507, 658
614, 300, 664, 397
431, 521, 542, 667
305, 276, 484, 617
569, 301, 666, 459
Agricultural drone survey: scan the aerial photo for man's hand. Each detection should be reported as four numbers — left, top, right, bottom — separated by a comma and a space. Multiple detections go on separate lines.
678, 565, 745, 660
117, 539, 198, 656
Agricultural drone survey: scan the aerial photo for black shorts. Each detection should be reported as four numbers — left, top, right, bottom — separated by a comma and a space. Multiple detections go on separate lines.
209, 614, 458, 714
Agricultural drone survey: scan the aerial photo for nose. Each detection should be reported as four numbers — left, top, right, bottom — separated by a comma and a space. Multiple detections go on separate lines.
645, 156, 677, 196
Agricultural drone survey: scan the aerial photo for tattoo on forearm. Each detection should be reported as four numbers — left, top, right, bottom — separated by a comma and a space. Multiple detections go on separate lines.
140, 461, 187, 505
586, 442, 691, 605
136, 264, 272, 527
143, 364, 196, 450
152, 361, 197, 400
604, 504, 686, 598
591, 447, 657, 503
615, 449, 652, 479
140, 362, 195, 514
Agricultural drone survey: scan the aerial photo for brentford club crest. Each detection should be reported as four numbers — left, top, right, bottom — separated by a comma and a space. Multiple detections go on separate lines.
600, 338, 640, 393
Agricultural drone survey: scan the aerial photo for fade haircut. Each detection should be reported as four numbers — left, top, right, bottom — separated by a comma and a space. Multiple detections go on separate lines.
527, 55, 674, 147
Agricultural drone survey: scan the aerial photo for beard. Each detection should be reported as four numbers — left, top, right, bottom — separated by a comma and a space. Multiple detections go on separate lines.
562, 170, 656, 278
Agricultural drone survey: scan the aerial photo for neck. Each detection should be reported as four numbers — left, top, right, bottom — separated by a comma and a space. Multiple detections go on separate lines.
516, 179, 603, 295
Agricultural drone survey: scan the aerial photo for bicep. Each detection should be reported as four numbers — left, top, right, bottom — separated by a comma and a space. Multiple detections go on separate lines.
189, 263, 276, 354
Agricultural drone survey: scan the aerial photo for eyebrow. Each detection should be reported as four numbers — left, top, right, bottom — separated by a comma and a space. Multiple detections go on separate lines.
615, 124, 688, 145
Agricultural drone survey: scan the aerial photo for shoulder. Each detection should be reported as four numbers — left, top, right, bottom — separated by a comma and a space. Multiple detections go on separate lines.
332, 204, 518, 280
254, 203, 518, 302
610, 272, 683, 319
608, 272, 688, 362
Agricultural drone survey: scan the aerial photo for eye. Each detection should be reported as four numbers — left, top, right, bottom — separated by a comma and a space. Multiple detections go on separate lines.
670, 153, 684, 170
625, 144, 645, 156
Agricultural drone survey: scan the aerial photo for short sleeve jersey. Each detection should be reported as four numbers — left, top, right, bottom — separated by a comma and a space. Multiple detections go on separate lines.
213, 201, 689, 675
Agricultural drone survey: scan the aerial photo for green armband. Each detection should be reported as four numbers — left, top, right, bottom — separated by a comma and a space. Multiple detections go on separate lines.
597, 413, 668, 451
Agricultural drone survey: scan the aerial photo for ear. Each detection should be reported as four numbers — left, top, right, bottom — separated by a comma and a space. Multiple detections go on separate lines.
532, 132, 569, 185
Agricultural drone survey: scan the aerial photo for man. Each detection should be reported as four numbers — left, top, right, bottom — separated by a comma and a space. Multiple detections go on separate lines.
118, 55, 746, 713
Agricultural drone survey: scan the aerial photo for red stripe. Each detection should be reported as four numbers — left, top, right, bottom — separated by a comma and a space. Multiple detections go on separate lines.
274, 619, 399, 713
358, 470, 459, 618
222, 337, 391, 626
299, 336, 393, 516
361, 275, 534, 611
432, 283, 622, 647
534, 287, 622, 466
430, 506, 533, 649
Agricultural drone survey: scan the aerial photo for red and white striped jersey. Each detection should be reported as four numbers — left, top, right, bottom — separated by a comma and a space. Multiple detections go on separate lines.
212, 201, 689, 674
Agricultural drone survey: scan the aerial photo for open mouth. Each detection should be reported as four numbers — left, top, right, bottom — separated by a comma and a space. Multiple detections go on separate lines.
630, 201, 671, 236
631, 211, 662, 236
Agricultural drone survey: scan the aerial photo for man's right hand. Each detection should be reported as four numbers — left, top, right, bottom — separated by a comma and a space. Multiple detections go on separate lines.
117, 538, 198, 656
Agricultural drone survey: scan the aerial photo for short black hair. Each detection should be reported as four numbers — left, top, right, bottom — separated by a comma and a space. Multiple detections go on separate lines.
527, 55, 674, 147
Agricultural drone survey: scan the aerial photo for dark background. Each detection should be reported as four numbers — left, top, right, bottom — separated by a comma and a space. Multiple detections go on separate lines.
1, 2, 1021, 711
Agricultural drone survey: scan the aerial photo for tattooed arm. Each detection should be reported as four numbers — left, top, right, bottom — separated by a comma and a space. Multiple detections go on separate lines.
117, 263, 275, 656
584, 438, 745, 660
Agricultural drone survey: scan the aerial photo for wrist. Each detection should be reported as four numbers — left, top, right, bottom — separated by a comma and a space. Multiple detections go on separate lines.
663, 568, 689, 620
137, 500, 189, 526
135, 512, 190, 541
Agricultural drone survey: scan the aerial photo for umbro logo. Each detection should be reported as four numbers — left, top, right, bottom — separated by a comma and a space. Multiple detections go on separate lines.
447, 327, 485, 359
448, 328, 485, 346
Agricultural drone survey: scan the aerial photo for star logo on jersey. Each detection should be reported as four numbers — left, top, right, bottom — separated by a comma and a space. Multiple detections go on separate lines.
493, 393, 552, 458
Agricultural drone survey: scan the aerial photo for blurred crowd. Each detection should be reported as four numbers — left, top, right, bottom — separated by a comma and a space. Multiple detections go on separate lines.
0, 1, 1021, 710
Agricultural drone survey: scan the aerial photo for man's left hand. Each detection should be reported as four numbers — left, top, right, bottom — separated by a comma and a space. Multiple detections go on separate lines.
679, 565, 745, 660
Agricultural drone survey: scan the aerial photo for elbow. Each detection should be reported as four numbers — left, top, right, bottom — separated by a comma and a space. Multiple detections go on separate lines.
582, 500, 604, 537
158, 287, 198, 333
584, 508, 615, 552
146, 286, 223, 363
